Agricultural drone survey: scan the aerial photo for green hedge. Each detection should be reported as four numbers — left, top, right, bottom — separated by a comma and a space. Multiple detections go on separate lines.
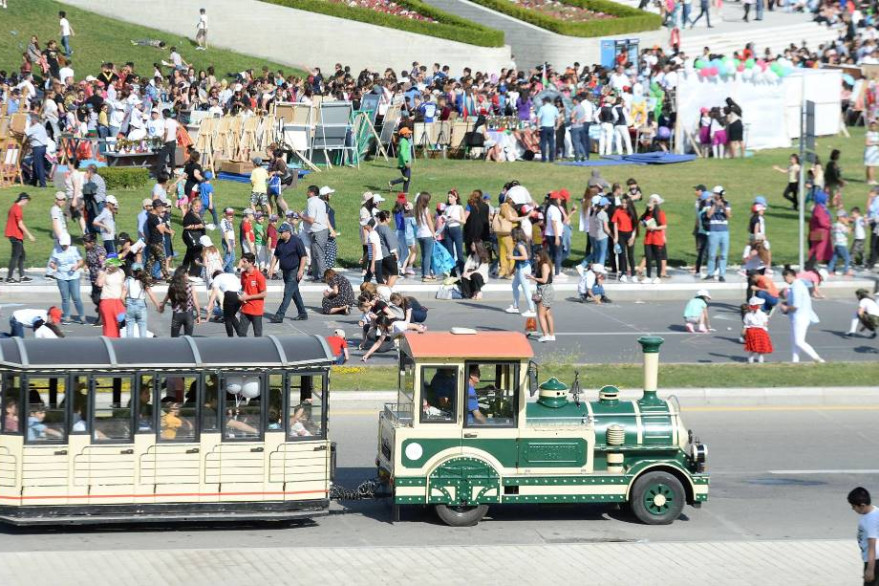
469, 0, 661, 37
259, 0, 504, 47
101, 167, 151, 191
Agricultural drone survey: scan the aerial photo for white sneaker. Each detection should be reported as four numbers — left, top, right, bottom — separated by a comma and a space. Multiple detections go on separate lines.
538, 335, 556, 342
575, 265, 585, 277
652, 277, 661, 284
505, 305, 520, 314
619, 275, 628, 283
522, 310, 536, 318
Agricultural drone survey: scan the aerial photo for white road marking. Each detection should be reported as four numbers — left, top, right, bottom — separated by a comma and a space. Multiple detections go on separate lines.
769, 469, 879, 475
552, 332, 693, 336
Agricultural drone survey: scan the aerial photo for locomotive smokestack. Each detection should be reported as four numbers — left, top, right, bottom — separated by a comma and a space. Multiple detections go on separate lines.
637, 336, 664, 405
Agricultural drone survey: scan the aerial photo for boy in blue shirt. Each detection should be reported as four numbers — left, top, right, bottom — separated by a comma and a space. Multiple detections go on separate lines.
199, 171, 219, 226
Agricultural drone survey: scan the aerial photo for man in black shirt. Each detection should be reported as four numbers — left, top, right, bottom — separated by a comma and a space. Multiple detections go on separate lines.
145, 199, 172, 281
182, 198, 205, 275
269, 223, 307, 323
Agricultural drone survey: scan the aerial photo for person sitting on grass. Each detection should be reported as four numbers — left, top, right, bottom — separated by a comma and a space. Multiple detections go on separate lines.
683, 289, 713, 333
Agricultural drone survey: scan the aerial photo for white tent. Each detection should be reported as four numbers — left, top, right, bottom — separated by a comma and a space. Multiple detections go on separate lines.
675, 68, 842, 153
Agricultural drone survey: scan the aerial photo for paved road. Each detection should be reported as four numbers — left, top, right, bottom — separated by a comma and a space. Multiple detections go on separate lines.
1, 289, 876, 364
0, 401, 874, 551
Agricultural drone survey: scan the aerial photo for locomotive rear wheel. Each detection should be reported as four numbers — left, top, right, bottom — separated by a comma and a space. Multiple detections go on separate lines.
630, 471, 685, 525
435, 504, 489, 527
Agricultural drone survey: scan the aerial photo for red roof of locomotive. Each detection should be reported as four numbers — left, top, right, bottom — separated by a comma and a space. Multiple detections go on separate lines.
402, 331, 534, 360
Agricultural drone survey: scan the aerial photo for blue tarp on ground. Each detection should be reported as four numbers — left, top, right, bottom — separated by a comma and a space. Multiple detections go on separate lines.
217, 169, 312, 183
557, 153, 696, 167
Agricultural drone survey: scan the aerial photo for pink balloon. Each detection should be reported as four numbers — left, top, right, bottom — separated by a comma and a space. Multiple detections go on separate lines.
699, 67, 710, 76
710, 67, 719, 76
737, 64, 745, 72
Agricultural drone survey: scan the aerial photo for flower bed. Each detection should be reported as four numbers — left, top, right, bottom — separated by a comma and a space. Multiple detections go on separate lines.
259, 0, 505, 47
471, 0, 661, 37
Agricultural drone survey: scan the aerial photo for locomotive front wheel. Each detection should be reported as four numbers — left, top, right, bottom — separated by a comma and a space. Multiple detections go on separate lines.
435, 504, 489, 527
630, 471, 685, 525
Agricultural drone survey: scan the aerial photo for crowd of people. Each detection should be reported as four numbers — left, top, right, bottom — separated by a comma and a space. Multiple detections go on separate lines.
0, 4, 877, 363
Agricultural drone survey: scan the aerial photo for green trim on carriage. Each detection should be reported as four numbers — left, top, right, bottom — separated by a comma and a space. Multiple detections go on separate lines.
503, 494, 628, 504
395, 477, 427, 487
502, 475, 629, 486
401, 438, 518, 468
525, 401, 589, 421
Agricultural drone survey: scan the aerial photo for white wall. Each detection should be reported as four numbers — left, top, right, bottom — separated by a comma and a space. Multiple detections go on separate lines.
62, 0, 513, 74
675, 68, 842, 153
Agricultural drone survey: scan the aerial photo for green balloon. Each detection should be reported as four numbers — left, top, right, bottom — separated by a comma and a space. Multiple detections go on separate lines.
745, 58, 755, 69
694, 59, 707, 69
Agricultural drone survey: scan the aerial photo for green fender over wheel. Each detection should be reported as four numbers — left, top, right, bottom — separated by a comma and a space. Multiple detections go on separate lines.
428, 457, 501, 506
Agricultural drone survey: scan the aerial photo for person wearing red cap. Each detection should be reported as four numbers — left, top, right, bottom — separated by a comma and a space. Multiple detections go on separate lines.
8, 307, 63, 338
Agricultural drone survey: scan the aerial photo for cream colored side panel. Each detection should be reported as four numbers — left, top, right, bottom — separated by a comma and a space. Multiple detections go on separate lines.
268, 439, 330, 502
66, 435, 90, 502
199, 433, 221, 503
147, 440, 201, 504
22, 445, 69, 506
263, 433, 285, 495
206, 442, 266, 502
79, 445, 136, 505
0, 436, 20, 506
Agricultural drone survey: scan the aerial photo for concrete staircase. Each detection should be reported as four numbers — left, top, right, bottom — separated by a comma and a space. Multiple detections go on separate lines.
678, 16, 838, 57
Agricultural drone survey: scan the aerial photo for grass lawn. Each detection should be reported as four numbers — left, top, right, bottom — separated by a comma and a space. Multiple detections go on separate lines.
0, 127, 867, 269
0, 0, 302, 81
329, 361, 879, 390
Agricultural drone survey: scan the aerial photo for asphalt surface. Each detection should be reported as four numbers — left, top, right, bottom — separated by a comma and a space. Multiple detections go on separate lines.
0, 400, 874, 550
0, 288, 876, 364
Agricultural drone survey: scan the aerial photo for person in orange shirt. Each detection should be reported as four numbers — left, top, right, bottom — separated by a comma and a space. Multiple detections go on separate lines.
325, 328, 349, 365
748, 270, 780, 312
238, 253, 266, 337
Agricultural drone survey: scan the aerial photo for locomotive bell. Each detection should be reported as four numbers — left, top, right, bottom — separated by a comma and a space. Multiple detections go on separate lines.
537, 377, 569, 408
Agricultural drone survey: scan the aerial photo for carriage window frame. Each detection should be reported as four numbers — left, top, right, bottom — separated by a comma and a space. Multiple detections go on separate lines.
286, 371, 327, 441
462, 361, 519, 429
135, 373, 157, 435
201, 372, 221, 433
266, 371, 286, 434
1, 372, 23, 436
22, 373, 68, 445
156, 372, 201, 443
90, 373, 136, 444
220, 371, 267, 442
419, 364, 459, 425
69, 375, 90, 436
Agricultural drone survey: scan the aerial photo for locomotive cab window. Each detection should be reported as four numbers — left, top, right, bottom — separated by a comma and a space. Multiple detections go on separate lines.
25, 376, 66, 443
463, 362, 518, 428
421, 366, 457, 423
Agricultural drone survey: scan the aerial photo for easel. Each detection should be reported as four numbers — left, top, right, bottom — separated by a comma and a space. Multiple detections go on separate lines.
353, 112, 388, 161
194, 117, 217, 174
0, 115, 24, 188
276, 102, 319, 172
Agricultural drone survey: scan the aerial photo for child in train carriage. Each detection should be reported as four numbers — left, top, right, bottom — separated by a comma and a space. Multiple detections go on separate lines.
742, 296, 774, 363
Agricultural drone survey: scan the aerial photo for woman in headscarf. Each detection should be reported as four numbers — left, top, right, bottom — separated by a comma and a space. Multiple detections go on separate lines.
808, 190, 832, 264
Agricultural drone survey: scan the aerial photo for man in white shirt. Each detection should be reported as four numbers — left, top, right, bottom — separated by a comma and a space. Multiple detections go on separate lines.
9, 307, 62, 338
160, 109, 179, 172
848, 288, 879, 338
58, 64, 74, 86
147, 108, 164, 139
545, 194, 565, 278
848, 486, 879, 585
609, 66, 629, 92
206, 270, 242, 330
196, 8, 208, 50
301, 185, 331, 281
59, 10, 74, 57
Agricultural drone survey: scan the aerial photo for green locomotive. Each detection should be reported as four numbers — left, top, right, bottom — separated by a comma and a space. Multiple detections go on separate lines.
376, 331, 709, 526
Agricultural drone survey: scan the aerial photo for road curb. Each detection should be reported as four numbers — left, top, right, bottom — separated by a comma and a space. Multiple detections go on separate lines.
331, 387, 877, 403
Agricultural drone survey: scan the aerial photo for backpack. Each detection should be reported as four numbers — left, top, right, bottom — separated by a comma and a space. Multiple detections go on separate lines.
699, 207, 711, 233
82, 180, 98, 200
599, 106, 614, 123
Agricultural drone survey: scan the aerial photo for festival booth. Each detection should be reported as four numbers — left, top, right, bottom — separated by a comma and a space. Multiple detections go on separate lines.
674, 63, 842, 154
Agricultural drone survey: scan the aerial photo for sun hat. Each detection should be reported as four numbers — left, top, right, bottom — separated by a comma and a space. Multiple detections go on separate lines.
748, 296, 765, 306
319, 186, 336, 197
591, 264, 606, 274
648, 194, 664, 205
712, 185, 725, 195
696, 289, 712, 300
591, 195, 601, 206
105, 257, 124, 268
333, 328, 346, 338
599, 197, 610, 207
54, 191, 67, 200
199, 235, 213, 247
362, 192, 375, 203
105, 194, 118, 206
372, 194, 385, 203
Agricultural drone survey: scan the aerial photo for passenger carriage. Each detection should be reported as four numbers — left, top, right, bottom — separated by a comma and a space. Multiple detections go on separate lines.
0, 335, 335, 525
376, 331, 709, 526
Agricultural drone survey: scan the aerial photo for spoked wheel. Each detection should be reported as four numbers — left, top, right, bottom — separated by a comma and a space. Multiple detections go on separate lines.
630, 471, 685, 525
435, 504, 489, 527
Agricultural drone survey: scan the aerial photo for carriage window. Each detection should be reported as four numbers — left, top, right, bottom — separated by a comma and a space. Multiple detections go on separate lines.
70, 376, 89, 435
1, 374, 22, 434
222, 373, 263, 440
158, 375, 198, 442
26, 377, 66, 443
421, 366, 457, 423
202, 373, 220, 432
463, 362, 518, 428
92, 376, 134, 442
135, 375, 155, 433
288, 374, 323, 439
267, 373, 284, 432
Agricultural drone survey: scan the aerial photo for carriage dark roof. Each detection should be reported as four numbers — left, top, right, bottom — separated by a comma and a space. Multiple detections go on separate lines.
0, 335, 334, 370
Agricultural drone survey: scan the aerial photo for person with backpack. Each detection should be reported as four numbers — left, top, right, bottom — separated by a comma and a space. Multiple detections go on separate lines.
598, 99, 616, 156
693, 186, 711, 276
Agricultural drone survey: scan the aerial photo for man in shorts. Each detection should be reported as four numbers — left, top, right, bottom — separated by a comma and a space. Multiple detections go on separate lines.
249, 157, 269, 214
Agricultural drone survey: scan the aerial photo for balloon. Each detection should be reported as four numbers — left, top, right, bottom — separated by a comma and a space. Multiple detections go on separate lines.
699, 67, 710, 77
737, 63, 746, 72
226, 376, 244, 395
695, 59, 707, 69
725, 63, 736, 75
239, 377, 261, 400
745, 58, 755, 69
710, 67, 719, 76
843, 73, 855, 85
